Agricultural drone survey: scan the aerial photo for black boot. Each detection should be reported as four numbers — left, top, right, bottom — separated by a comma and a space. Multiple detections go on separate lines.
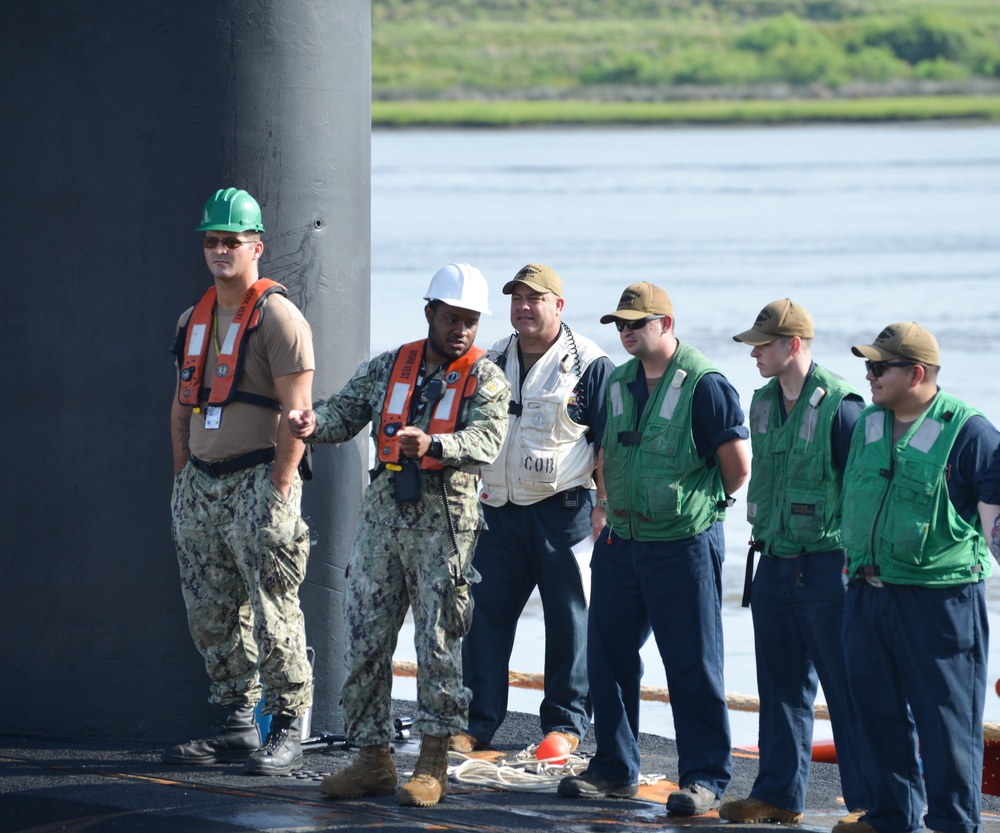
162, 704, 261, 765
245, 714, 303, 776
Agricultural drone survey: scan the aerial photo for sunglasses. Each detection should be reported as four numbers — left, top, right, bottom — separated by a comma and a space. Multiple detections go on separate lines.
201, 236, 255, 250
615, 316, 664, 333
865, 359, 915, 378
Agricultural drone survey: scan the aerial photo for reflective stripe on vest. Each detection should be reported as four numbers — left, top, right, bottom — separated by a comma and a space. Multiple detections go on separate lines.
177, 280, 286, 409
658, 368, 689, 421
376, 339, 485, 472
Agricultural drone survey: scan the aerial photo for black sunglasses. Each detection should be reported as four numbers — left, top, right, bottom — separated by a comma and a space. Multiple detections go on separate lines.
865, 359, 915, 378
615, 316, 664, 333
201, 236, 255, 250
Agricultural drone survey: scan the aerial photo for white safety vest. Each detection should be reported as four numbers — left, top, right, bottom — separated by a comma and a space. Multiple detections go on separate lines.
480, 327, 608, 507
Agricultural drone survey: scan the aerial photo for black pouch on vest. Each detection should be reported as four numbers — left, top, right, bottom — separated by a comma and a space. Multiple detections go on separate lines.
392, 457, 422, 503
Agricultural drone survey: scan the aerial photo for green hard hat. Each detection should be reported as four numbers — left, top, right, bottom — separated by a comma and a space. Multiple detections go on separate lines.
196, 187, 265, 233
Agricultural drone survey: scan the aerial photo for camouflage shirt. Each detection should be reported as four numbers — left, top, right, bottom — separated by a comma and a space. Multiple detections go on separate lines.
310, 346, 510, 531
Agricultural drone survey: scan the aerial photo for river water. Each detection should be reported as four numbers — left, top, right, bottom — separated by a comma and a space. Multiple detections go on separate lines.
370, 123, 1000, 746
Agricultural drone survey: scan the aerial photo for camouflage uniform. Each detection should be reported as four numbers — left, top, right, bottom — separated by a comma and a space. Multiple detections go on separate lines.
171, 460, 313, 717
310, 349, 509, 743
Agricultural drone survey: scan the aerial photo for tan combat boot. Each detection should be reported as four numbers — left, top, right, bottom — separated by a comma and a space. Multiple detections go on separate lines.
398, 733, 450, 807
319, 744, 397, 799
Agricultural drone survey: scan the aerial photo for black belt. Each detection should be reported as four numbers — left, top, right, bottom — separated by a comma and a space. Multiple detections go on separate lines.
190, 447, 275, 478
741, 540, 765, 608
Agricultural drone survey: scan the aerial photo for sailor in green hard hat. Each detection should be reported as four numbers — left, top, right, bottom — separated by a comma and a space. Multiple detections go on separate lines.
164, 188, 315, 777
197, 187, 266, 233
195, 188, 265, 285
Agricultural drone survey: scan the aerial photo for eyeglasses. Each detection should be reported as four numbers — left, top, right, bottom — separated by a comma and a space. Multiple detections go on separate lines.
865, 359, 915, 378
615, 316, 664, 333
201, 236, 255, 250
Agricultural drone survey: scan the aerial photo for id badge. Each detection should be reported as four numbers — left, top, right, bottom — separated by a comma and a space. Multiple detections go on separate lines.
204, 406, 222, 430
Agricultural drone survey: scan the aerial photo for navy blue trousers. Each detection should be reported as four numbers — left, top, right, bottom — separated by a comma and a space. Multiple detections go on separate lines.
462, 491, 593, 743
843, 581, 987, 833
750, 552, 872, 813
586, 523, 732, 793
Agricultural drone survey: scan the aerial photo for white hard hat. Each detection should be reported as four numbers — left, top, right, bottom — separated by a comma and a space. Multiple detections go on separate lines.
423, 262, 492, 316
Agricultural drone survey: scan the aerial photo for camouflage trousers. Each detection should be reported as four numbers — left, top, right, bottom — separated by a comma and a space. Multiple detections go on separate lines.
342, 519, 479, 745
171, 461, 313, 717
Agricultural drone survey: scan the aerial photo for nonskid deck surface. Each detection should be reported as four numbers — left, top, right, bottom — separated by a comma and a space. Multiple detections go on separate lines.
3, 702, 1000, 833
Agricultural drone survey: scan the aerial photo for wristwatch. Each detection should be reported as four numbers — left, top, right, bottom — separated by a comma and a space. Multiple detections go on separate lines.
427, 436, 444, 459
596, 497, 609, 510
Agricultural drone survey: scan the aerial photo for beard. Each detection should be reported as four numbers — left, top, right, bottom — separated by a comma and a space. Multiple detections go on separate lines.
427, 329, 470, 363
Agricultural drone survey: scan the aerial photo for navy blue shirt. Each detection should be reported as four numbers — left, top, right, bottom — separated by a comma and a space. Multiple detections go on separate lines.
950, 413, 1000, 520
831, 397, 866, 471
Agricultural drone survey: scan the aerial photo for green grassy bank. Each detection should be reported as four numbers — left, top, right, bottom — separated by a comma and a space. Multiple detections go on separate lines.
371, 0, 1000, 124
372, 95, 1000, 127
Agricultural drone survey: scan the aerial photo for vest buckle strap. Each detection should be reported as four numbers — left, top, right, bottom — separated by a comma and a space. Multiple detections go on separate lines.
860, 564, 884, 586
190, 446, 276, 478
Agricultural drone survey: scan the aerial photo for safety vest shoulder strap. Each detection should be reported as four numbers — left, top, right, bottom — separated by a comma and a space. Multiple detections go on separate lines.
377, 340, 486, 471
176, 279, 286, 410
425, 346, 485, 449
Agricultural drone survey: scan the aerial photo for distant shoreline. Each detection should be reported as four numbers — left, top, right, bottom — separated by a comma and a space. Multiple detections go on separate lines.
372, 95, 1000, 128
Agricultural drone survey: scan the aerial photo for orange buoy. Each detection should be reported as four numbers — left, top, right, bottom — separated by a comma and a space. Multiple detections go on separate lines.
536, 734, 572, 764
812, 739, 838, 764
985, 737, 1000, 796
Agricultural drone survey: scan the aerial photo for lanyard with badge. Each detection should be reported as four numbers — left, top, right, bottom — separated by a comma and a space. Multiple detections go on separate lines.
204, 310, 226, 429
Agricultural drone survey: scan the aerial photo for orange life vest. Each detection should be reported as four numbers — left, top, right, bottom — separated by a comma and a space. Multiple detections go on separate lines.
176, 279, 286, 410
377, 339, 485, 471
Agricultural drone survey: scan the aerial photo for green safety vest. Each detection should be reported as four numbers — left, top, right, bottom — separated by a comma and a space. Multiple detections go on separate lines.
842, 392, 991, 587
746, 365, 858, 556
602, 342, 726, 542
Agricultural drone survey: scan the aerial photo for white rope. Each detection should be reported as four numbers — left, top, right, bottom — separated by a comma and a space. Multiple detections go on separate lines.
448, 745, 587, 791
447, 744, 665, 792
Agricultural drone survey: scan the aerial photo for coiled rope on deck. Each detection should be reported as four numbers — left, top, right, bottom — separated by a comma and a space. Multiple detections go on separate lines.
448, 748, 588, 791
447, 746, 666, 792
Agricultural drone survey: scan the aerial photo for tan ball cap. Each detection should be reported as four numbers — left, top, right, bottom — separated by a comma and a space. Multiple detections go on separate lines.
502, 263, 563, 297
851, 322, 940, 365
733, 299, 814, 345
600, 282, 673, 323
